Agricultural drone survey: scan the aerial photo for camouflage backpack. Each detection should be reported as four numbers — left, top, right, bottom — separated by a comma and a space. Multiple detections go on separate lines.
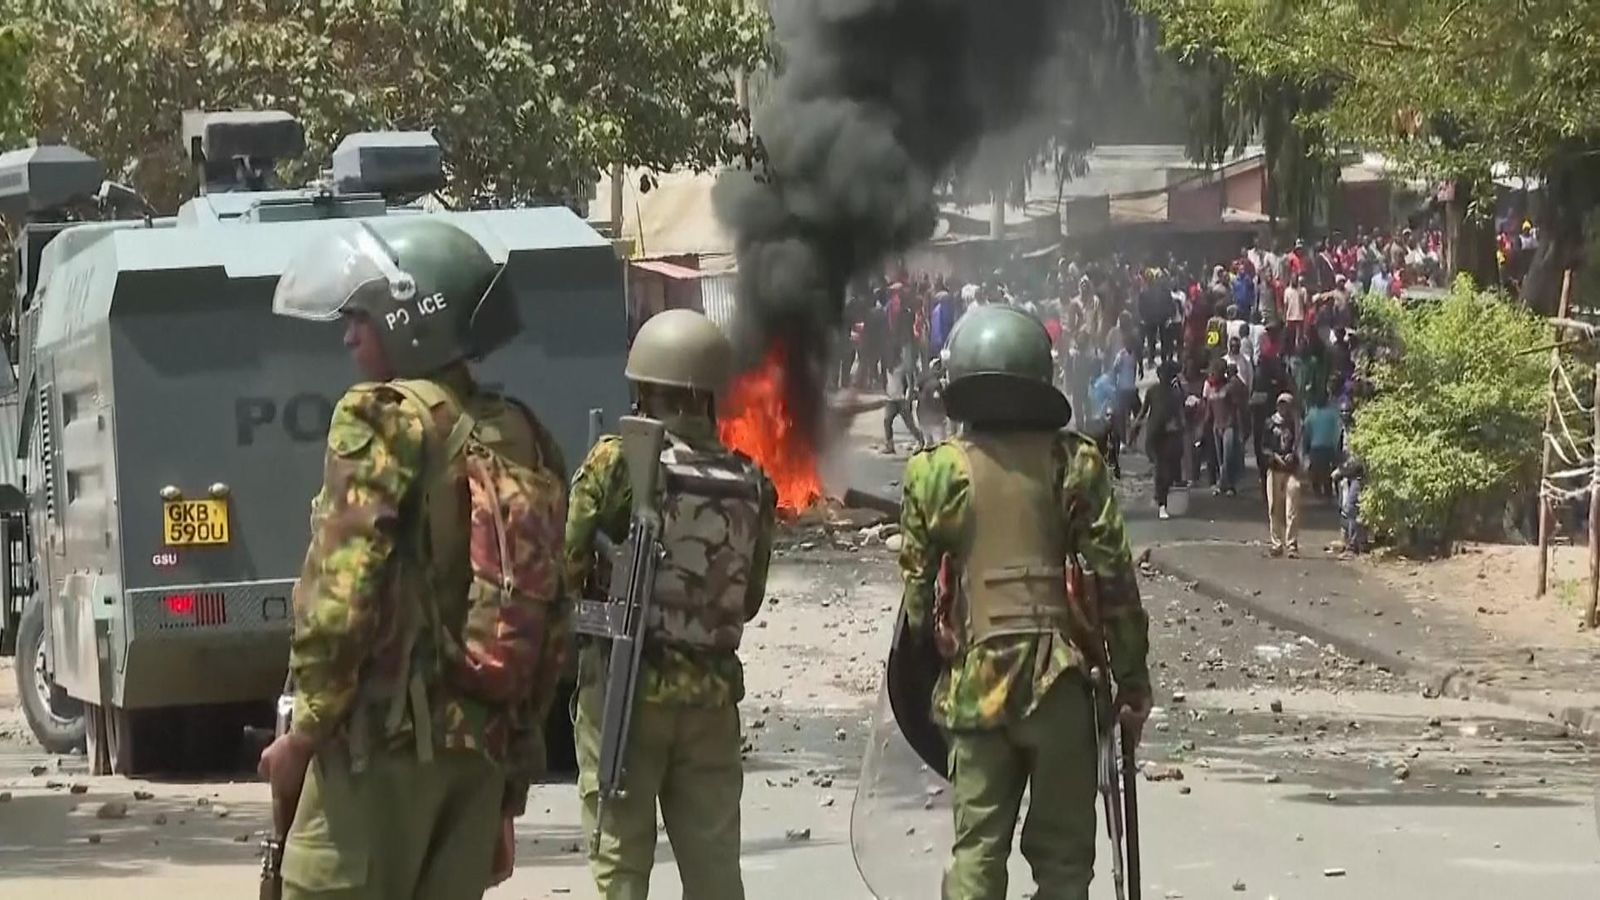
389, 379, 567, 707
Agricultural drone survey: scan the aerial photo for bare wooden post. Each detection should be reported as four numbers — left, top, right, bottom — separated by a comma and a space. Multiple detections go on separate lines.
1536, 270, 1574, 596
1589, 360, 1600, 630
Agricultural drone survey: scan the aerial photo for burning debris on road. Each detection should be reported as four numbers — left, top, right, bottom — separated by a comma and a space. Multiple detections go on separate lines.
714, 0, 1069, 453
720, 343, 824, 515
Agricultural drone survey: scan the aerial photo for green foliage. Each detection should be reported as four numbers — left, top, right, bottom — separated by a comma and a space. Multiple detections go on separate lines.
0, 22, 27, 143
0, 0, 768, 322
0, 0, 768, 209
1139, 0, 1600, 191
1349, 280, 1548, 547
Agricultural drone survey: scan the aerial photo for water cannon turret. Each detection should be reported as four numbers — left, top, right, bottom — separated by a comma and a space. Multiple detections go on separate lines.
182, 109, 306, 195
0, 144, 106, 224
332, 131, 445, 199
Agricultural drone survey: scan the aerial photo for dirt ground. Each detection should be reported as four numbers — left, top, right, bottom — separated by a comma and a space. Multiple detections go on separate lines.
1364, 541, 1600, 651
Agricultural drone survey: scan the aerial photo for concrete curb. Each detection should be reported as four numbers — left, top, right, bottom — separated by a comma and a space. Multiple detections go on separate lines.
1148, 546, 1600, 737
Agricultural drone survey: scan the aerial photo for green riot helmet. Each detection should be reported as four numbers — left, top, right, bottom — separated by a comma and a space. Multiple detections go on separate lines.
272, 218, 513, 376
943, 304, 1071, 428
625, 308, 733, 394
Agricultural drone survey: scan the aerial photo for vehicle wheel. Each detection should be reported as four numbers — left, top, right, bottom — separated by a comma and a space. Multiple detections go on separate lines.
543, 679, 577, 774
14, 594, 85, 754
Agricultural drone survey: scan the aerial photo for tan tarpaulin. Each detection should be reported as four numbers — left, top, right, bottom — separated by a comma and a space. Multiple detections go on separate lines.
591, 168, 737, 265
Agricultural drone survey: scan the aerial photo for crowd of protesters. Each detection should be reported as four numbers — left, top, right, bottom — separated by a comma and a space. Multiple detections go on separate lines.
834, 226, 1474, 558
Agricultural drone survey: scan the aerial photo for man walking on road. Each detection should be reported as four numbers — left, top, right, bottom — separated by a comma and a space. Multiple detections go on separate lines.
565, 309, 778, 900
897, 305, 1152, 900
1263, 392, 1304, 557
260, 219, 569, 899
884, 352, 927, 452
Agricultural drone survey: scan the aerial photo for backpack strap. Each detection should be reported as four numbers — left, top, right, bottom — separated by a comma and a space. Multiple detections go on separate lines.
380, 378, 479, 763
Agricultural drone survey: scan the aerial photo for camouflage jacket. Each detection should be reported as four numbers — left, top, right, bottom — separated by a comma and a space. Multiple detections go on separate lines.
564, 414, 777, 707
899, 430, 1149, 731
289, 366, 565, 814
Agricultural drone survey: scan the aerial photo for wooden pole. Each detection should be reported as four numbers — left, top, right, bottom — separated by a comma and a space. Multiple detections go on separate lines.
1589, 360, 1600, 630
1536, 270, 1574, 596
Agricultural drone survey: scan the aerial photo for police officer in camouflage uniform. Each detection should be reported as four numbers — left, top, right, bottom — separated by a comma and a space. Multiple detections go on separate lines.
259, 219, 566, 899
898, 305, 1152, 900
566, 309, 777, 900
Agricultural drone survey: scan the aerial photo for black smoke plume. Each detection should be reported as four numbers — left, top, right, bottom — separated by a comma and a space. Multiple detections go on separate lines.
714, 0, 1069, 441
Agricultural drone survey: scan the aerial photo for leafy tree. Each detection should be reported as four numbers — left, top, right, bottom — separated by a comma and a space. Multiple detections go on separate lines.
0, 23, 26, 142
1350, 282, 1548, 550
1138, 0, 1600, 309
0, 0, 767, 316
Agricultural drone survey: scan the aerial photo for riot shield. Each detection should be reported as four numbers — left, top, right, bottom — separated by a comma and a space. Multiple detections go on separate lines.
851, 671, 953, 900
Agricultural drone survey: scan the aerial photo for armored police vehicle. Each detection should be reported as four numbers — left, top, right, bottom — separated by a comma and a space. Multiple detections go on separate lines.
0, 111, 628, 774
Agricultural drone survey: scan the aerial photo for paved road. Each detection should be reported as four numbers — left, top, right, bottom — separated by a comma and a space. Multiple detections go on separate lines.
3, 542, 1596, 898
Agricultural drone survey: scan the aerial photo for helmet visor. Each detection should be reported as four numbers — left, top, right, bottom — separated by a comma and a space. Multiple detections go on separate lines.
272, 222, 418, 322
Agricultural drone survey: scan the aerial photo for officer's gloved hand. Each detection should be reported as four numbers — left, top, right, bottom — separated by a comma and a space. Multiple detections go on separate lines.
1116, 686, 1154, 747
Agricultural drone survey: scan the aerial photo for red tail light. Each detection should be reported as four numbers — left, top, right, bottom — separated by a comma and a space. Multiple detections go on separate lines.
165, 594, 195, 617
161, 592, 225, 625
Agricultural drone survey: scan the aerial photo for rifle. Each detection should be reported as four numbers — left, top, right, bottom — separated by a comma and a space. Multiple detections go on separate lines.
572, 416, 667, 851
1071, 563, 1141, 900
258, 684, 296, 900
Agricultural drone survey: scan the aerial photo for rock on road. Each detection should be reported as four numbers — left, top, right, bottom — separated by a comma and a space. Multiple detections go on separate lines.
1, 546, 1597, 897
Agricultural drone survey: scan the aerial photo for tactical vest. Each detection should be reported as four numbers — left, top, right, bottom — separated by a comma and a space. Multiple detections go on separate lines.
646, 436, 764, 652
952, 431, 1070, 646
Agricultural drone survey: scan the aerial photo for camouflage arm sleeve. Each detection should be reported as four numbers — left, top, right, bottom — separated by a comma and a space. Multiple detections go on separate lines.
1061, 436, 1151, 693
898, 447, 968, 633
743, 473, 779, 622
289, 388, 424, 742
563, 437, 631, 596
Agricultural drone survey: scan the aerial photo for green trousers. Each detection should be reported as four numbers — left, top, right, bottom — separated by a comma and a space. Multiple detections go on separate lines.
281, 747, 504, 900
944, 673, 1099, 900
575, 682, 745, 900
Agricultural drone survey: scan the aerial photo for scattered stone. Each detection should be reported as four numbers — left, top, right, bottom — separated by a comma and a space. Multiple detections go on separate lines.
196, 797, 211, 808
819, 796, 835, 808
1393, 764, 1411, 781
1427, 715, 1442, 727
87, 834, 102, 845
234, 832, 252, 843
1325, 792, 1340, 802
1144, 765, 1185, 783
1170, 691, 1187, 704
1178, 740, 1196, 752
1263, 773, 1281, 784
1270, 699, 1284, 714
835, 728, 848, 742
1454, 765, 1472, 776
1232, 880, 1247, 892
96, 801, 130, 820
785, 828, 811, 843
153, 813, 168, 826
1178, 786, 1192, 795
29, 765, 46, 777
215, 805, 232, 818
749, 719, 766, 730
133, 789, 154, 801
0, 791, 9, 803
884, 534, 905, 553
1323, 868, 1347, 878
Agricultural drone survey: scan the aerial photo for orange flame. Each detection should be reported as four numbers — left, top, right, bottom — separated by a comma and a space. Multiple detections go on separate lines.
719, 344, 823, 516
